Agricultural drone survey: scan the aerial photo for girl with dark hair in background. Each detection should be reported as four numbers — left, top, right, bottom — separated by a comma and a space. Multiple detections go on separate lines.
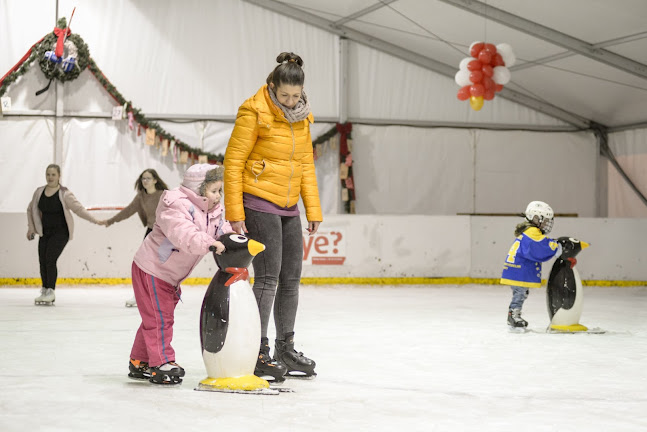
104, 168, 169, 307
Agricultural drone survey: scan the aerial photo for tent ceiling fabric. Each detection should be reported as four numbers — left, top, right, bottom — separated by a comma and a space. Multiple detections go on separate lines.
255, 0, 647, 130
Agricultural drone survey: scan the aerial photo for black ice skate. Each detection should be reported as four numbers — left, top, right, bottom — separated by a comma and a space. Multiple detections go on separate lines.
127, 359, 151, 380
254, 337, 287, 384
508, 308, 528, 332
149, 362, 185, 385
274, 332, 316, 379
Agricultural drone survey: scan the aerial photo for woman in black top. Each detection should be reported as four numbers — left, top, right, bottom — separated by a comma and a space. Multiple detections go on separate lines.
27, 164, 105, 305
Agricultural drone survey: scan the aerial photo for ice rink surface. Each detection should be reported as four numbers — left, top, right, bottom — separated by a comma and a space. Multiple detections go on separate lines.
1, 284, 646, 432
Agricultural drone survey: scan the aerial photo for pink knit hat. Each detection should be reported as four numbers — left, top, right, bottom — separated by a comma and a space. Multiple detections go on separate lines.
182, 163, 215, 194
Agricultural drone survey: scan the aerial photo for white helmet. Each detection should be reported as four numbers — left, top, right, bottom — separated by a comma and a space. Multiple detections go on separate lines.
525, 201, 554, 234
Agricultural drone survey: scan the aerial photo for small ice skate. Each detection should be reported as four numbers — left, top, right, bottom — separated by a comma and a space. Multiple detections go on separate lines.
275, 332, 317, 379
508, 308, 528, 333
125, 296, 137, 308
150, 362, 185, 385
35, 288, 55, 306
127, 359, 151, 381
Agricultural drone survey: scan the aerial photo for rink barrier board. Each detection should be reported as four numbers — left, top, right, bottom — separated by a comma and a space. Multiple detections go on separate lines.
1, 277, 646, 287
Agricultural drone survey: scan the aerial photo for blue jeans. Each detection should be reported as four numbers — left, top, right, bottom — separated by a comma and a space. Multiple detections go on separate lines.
509, 286, 529, 310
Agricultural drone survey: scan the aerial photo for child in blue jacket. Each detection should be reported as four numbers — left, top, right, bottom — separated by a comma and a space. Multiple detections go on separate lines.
501, 201, 560, 329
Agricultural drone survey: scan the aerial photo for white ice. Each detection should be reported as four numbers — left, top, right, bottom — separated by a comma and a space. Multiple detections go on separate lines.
1, 284, 647, 432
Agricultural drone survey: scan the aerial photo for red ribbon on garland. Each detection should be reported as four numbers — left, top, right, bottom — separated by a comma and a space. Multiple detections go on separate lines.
0, 37, 45, 89
335, 122, 355, 212
336, 122, 353, 156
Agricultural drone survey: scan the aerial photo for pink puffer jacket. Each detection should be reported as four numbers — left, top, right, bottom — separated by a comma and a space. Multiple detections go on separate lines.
133, 186, 231, 287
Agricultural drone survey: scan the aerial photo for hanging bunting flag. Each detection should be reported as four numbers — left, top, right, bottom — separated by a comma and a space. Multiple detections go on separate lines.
179, 150, 188, 164
340, 163, 349, 180
145, 128, 155, 146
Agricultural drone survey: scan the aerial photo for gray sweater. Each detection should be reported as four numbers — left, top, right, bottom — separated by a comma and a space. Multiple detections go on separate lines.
107, 189, 164, 229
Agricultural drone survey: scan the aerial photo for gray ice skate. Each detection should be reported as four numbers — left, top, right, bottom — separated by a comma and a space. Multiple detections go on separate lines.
35, 288, 55, 306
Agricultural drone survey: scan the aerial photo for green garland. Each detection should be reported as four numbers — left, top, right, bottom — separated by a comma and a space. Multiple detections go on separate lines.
2, 18, 343, 165
0, 42, 40, 97
1, 17, 224, 163
312, 124, 339, 145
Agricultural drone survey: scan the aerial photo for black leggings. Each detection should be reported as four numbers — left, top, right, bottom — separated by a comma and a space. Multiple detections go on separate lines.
244, 208, 303, 340
38, 227, 69, 289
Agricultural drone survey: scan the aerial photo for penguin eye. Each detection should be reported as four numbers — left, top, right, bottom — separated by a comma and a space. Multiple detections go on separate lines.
229, 234, 247, 243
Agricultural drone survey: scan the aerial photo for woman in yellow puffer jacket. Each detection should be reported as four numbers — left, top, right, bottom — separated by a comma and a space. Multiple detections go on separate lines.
224, 52, 321, 382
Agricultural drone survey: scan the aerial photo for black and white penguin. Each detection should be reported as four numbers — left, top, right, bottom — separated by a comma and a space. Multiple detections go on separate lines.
196, 233, 276, 394
546, 237, 591, 333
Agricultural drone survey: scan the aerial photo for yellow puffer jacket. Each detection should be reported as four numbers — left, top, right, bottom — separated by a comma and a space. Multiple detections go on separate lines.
224, 85, 322, 223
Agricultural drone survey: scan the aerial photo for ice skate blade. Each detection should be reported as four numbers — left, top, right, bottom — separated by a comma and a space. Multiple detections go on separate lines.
127, 373, 151, 381
507, 326, 528, 333
34, 301, 55, 306
127, 376, 152, 382
149, 380, 182, 385
286, 371, 317, 380
266, 380, 296, 392
272, 386, 295, 392
254, 373, 286, 385
125, 304, 137, 308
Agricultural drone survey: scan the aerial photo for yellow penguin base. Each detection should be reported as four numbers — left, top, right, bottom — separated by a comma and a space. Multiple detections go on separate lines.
195, 375, 279, 395
549, 324, 589, 332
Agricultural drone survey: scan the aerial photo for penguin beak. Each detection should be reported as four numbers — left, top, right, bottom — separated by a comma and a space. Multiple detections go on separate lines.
580, 241, 590, 249
247, 239, 266, 256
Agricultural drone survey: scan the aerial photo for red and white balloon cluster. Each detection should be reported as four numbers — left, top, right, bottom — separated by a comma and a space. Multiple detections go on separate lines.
455, 42, 515, 111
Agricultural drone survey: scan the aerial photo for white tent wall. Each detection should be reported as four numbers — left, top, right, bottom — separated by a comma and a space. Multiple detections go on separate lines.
607, 128, 647, 217
347, 43, 572, 128
0, 118, 54, 210
352, 124, 598, 216
55, 0, 340, 118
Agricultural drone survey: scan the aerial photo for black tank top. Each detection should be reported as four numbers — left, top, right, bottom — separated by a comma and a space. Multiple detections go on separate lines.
38, 190, 67, 229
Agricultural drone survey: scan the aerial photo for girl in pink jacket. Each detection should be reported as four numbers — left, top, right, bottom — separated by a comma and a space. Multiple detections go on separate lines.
128, 164, 231, 385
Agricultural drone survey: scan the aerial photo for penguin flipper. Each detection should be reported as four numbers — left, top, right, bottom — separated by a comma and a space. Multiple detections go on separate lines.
546, 261, 577, 318
200, 272, 230, 354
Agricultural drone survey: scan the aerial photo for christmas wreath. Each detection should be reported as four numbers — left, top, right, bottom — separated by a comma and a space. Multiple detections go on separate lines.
34, 17, 90, 84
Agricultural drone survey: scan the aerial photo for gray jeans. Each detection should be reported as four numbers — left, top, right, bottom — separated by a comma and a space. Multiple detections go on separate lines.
509, 286, 529, 310
244, 208, 303, 339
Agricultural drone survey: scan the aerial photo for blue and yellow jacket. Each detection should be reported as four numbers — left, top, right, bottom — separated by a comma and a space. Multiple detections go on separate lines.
500, 226, 559, 288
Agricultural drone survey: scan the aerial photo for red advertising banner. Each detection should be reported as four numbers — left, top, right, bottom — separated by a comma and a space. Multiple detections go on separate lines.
302, 229, 346, 265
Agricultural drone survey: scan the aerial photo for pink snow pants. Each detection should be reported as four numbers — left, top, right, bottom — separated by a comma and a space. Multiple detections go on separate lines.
130, 262, 182, 367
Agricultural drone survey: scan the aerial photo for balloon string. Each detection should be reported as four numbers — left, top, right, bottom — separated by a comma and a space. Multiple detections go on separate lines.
483, 0, 488, 43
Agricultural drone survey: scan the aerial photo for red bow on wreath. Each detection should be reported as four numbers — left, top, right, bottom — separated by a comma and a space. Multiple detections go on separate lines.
53, 26, 72, 58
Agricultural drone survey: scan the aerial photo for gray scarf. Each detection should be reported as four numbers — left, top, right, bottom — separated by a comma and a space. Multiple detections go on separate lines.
269, 87, 311, 123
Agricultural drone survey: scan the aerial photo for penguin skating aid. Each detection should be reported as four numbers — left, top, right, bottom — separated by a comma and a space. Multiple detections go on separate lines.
546, 237, 605, 334
195, 234, 282, 395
